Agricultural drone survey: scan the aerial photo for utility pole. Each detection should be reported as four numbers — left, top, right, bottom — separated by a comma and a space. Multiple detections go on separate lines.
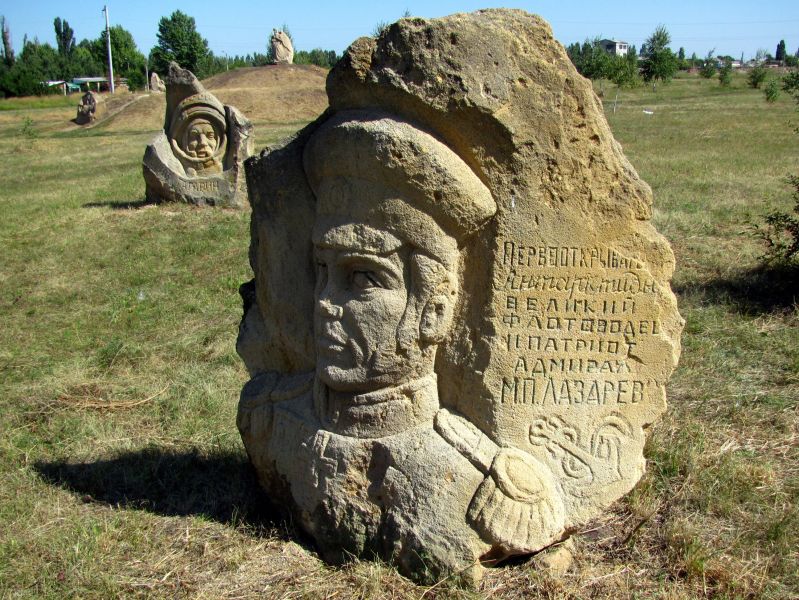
103, 5, 114, 93
145, 61, 149, 92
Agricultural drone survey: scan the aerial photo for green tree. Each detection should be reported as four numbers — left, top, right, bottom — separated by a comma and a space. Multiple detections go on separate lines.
566, 38, 612, 82
53, 18, 75, 57
699, 49, 716, 79
2, 16, 15, 67
2, 39, 60, 96
748, 64, 767, 88
718, 59, 732, 86
640, 25, 678, 90
94, 26, 146, 89
764, 78, 780, 102
149, 10, 210, 77
677, 46, 687, 69
775, 39, 786, 62
70, 41, 102, 77
294, 48, 339, 68
608, 47, 640, 113
53, 18, 81, 80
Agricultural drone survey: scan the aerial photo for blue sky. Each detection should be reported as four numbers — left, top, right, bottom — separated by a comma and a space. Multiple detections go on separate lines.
3, 1, 797, 60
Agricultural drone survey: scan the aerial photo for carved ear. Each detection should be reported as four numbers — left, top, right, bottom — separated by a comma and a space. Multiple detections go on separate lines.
419, 293, 453, 344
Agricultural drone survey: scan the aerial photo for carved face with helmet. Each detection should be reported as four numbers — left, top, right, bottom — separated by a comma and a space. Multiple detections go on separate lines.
169, 92, 227, 176
303, 111, 496, 397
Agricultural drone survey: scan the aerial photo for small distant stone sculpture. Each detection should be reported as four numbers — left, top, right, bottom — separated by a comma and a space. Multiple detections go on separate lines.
238, 9, 683, 585
142, 62, 253, 207
270, 29, 294, 64
75, 91, 106, 125
149, 72, 166, 92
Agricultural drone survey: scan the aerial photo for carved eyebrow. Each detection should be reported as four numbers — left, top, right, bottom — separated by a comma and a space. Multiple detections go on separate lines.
337, 252, 403, 284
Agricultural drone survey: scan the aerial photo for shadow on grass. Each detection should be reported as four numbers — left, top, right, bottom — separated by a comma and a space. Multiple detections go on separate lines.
674, 263, 798, 314
34, 446, 286, 533
82, 198, 155, 209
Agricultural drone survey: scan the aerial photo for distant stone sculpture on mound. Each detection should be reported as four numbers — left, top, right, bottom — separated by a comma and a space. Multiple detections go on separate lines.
142, 62, 253, 207
149, 72, 166, 93
75, 91, 105, 125
237, 9, 683, 585
270, 29, 294, 64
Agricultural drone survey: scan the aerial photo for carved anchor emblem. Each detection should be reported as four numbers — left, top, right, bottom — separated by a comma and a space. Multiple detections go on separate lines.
529, 414, 634, 485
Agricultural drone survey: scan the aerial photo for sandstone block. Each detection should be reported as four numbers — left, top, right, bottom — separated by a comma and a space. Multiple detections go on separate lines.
238, 9, 683, 584
142, 62, 253, 207
149, 72, 166, 92
271, 29, 294, 64
75, 91, 106, 125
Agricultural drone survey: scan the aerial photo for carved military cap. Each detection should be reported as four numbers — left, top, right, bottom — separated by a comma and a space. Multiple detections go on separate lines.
304, 110, 496, 265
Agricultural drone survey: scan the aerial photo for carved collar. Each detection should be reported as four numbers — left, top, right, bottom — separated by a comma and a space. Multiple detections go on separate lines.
314, 374, 439, 438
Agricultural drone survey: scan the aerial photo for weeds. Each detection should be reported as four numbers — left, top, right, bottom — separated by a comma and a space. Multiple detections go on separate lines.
19, 115, 37, 139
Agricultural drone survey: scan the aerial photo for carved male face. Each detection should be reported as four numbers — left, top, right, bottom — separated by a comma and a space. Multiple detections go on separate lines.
184, 119, 218, 159
314, 234, 411, 393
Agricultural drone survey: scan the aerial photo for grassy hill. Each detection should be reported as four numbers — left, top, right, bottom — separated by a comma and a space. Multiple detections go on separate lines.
0, 70, 796, 599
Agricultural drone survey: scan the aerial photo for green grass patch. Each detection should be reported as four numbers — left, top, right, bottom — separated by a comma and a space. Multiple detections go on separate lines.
0, 94, 79, 111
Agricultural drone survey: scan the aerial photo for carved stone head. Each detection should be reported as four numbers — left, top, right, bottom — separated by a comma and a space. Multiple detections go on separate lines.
303, 112, 497, 394
142, 61, 253, 206
168, 92, 227, 175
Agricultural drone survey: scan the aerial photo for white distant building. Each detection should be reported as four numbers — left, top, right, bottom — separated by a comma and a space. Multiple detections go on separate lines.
599, 39, 629, 56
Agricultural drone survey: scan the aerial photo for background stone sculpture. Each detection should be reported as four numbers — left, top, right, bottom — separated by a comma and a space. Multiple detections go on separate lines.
75, 90, 105, 125
270, 29, 294, 64
238, 9, 683, 584
149, 72, 166, 93
142, 62, 253, 207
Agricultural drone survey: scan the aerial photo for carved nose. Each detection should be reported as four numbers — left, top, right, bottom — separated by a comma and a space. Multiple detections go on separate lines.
318, 299, 343, 319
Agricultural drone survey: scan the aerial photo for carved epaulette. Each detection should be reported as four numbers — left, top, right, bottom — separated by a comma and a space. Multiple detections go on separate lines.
434, 408, 498, 474
435, 408, 567, 553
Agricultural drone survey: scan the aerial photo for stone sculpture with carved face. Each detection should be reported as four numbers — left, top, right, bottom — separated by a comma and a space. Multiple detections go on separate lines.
142, 61, 253, 206
168, 93, 227, 176
184, 119, 219, 161
237, 112, 566, 583
237, 9, 683, 586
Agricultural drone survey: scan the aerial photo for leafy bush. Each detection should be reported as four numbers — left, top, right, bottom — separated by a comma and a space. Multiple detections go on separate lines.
764, 79, 780, 102
757, 177, 799, 264
699, 50, 716, 79
19, 116, 36, 139
748, 65, 767, 89
718, 60, 733, 86
756, 72, 799, 264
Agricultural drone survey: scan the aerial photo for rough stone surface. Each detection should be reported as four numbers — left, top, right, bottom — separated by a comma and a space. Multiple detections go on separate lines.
238, 9, 683, 585
75, 91, 106, 124
271, 29, 294, 64
142, 62, 253, 207
149, 71, 166, 92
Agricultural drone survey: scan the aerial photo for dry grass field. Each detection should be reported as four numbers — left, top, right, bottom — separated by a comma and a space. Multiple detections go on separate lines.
0, 67, 796, 599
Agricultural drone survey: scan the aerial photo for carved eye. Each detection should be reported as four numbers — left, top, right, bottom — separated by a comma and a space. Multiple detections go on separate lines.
352, 270, 380, 290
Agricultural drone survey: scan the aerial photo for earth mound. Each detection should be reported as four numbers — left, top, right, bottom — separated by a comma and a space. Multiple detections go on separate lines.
101, 64, 328, 134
